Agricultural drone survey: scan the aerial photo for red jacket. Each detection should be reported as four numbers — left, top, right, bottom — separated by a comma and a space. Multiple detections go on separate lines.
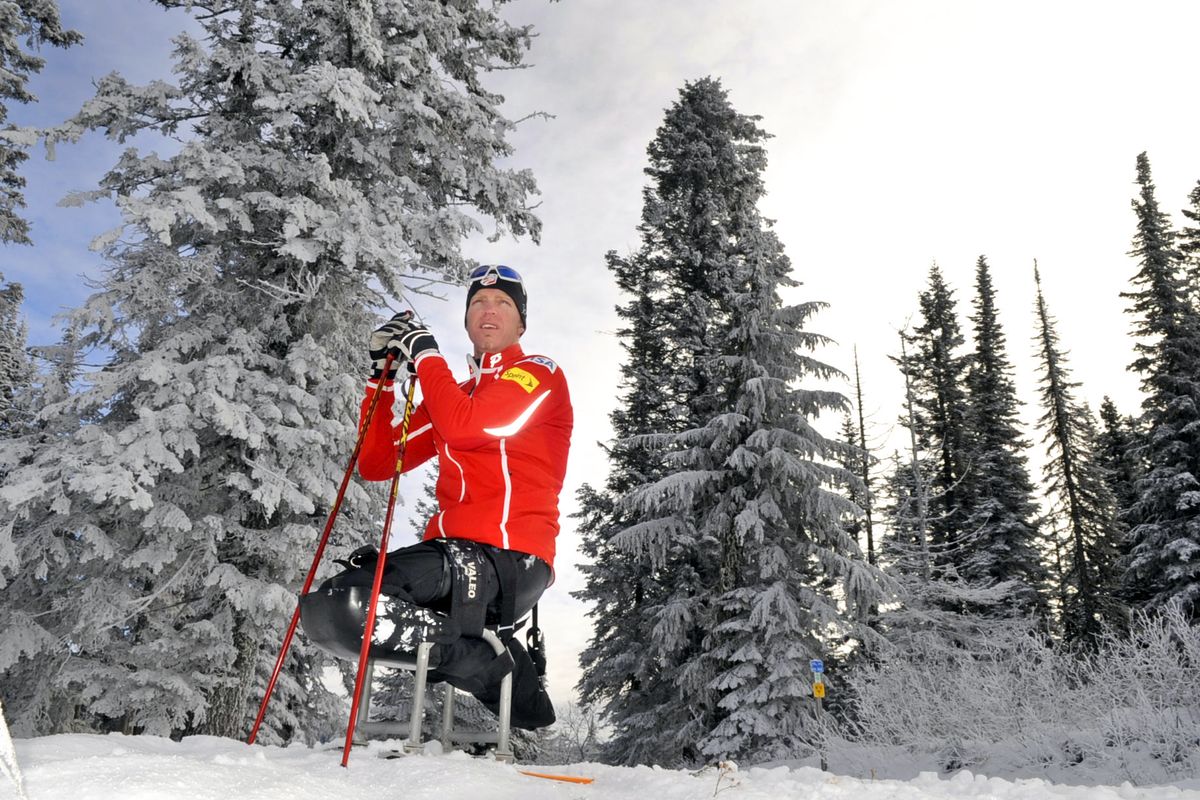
357, 342, 573, 569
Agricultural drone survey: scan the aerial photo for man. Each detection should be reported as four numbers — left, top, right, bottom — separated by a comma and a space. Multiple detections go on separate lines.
316, 264, 571, 730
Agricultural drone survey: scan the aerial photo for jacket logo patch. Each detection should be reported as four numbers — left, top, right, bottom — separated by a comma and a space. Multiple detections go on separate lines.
500, 367, 540, 393
465, 559, 478, 599
526, 356, 557, 373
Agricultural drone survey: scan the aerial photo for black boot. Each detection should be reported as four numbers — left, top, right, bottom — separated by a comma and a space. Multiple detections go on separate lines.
472, 638, 556, 730
427, 637, 514, 693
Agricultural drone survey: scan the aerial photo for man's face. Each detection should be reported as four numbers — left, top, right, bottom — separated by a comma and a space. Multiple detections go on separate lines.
466, 288, 524, 355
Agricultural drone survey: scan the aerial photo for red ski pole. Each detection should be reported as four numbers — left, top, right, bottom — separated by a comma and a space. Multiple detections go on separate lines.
342, 374, 418, 766
247, 353, 397, 745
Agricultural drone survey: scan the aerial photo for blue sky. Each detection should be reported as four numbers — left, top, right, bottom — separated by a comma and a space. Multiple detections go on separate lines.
4, 1, 196, 342
6, 0, 1200, 705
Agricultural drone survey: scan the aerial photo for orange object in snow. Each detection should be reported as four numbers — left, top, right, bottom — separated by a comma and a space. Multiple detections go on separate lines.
518, 770, 595, 785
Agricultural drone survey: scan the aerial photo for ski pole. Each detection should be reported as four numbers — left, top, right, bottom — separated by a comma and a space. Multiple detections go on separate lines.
341, 374, 418, 767
247, 353, 397, 745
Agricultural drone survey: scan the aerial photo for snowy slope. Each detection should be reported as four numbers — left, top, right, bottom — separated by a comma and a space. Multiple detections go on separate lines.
6, 734, 1200, 800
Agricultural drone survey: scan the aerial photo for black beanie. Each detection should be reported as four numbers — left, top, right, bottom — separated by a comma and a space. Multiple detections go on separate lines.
465, 265, 527, 329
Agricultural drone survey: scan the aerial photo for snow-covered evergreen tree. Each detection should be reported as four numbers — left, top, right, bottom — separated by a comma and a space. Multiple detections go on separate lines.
1033, 266, 1124, 644
884, 262, 1047, 630
1118, 153, 1200, 619
574, 203, 699, 765
581, 77, 884, 766
905, 264, 972, 560
842, 349, 877, 566
837, 414, 868, 561
0, 0, 540, 740
0, 0, 80, 244
1094, 397, 1142, 526
886, 266, 1018, 624
574, 485, 665, 765
879, 332, 1014, 653
959, 256, 1047, 618
883, 334, 935, 586
0, 276, 34, 437
573, 244, 677, 766
1180, 179, 1200, 303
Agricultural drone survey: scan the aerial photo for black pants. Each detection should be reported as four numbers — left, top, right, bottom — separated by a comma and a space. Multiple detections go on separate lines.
326, 538, 550, 681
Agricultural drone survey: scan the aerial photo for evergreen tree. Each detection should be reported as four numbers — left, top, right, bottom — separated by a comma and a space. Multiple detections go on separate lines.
29, 316, 80, 408
905, 264, 972, 559
847, 348, 876, 565
574, 243, 677, 766
884, 334, 934, 585
1179, 180, 1200, 303
0, 0, 540, 740
1033, 266, 1124, 644
959, 256, 1047, 618
573, 483, 669, 766
0, 0, 80, 243
582, 78, 883, 766
0, 276, 34, 436
574, 158, 706, 766
837, 413, 868, 560
1119, 153, 1200, 619
1094, 397, 1142, 522
0, 285, 77, 734
879, 333, 1007, 652
886, 263, 1023, 633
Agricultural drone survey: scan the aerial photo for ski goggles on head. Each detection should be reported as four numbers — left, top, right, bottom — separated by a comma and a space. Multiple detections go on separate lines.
468, 264, 523, 287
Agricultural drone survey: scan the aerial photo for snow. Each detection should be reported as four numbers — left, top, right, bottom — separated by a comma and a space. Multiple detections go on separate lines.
6, 734, 1200, 800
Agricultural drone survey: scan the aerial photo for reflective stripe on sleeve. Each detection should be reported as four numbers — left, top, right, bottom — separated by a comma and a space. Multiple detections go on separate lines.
483, 390, 552, 438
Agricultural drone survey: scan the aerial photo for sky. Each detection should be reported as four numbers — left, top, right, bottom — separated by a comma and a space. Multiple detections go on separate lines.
6, 0, 1200, 709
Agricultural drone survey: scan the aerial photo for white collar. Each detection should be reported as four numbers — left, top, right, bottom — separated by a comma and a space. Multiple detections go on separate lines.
467, 352, 506, 383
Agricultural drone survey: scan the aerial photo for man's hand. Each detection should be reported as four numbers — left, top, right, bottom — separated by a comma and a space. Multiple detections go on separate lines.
394, 323, 440, 365
368, 311, 413, 380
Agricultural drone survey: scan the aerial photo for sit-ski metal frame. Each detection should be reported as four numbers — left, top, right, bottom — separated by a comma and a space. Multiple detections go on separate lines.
353, 629, 514, 762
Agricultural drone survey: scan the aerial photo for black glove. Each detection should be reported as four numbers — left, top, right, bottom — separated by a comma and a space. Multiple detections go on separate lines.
368, 311, 413, 380
394, 323, 439, 365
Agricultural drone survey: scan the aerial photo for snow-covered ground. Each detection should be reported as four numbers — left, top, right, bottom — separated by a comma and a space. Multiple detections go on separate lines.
5, 734, 1200, 800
